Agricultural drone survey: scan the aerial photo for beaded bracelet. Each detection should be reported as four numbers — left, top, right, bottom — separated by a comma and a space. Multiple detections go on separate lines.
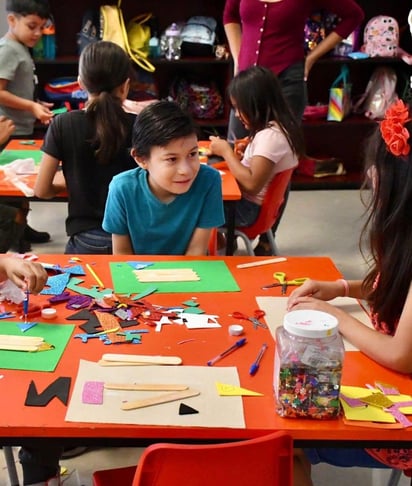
336, 279, 349, 297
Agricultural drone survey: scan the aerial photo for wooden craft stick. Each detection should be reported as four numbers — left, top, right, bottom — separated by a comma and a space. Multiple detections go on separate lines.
121, 389, 200, 410
102, 354, 183, 365
134, 268, 199, 282
0, 335, 44, 344
0, 344, 40, 352
86, 263, 104, 288
98, 360, 151, 367
105, 383, 188, 391
236, 257, 287, 269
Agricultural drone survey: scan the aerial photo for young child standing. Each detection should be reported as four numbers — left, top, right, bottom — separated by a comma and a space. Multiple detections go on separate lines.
288, 100, 412, 484
35, 41, 137, 254
103, 100, 225, 255
0, 0, 53, 136
0, 0, 54, 251
209, 66, 304, 231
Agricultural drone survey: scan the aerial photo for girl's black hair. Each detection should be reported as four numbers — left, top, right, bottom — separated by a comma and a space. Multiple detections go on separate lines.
227, 66, 305, 158
79, 41, 131, 165
361, 110, 412, 332
6, 0, 50, 18
132, 100, 197, 157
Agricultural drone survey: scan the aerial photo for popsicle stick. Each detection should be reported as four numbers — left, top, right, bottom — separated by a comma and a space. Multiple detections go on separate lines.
121, 389, 200, 410
0, 344, 39, 352
236, 257, 287, 269
102, 354, 183, 365
105, 383, 188, 391
0, 335, 44, 345
134, 269, 199, 282
98, 360, 151, 367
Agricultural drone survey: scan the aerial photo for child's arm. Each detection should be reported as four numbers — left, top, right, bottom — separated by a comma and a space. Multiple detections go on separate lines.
34, 153, 65, 198
0, 80, 53, 125
112, 234, 133, 255
0, 116, 15, 144
185, 228, 211, 256
209, 136, 273, 195
0, 257, 47, 294
288, 280, 412, 373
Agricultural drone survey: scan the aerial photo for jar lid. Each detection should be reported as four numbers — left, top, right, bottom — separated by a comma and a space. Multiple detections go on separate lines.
283, 310, 338, 338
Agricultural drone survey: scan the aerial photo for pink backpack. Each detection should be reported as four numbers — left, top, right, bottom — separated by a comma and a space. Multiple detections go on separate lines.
362, 15, 399, 57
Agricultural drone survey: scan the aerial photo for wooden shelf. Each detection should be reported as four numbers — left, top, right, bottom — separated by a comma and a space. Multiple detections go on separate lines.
291, 171, 363, 191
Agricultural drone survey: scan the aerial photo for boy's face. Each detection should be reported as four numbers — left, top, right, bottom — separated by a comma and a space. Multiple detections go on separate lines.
133, 134, 200, 203
7, 13, 47, 48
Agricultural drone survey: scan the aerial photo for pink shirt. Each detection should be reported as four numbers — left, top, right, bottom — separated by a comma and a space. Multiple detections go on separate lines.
223, 0, 364, 75
241, 124, 298, 205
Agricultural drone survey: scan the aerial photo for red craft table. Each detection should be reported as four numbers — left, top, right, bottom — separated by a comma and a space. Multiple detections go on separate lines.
0, 254, 411, 448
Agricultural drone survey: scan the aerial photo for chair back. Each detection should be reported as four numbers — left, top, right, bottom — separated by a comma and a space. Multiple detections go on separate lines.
133, 431, 293, 486
239, 168, 293, 239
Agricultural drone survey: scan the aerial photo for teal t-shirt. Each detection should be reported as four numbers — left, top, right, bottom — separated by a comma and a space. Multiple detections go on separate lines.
103, 164, 224, 254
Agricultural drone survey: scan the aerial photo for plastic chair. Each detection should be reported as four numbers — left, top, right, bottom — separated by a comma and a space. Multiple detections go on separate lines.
387, 468, 412, 486
219, 169, 294, 256
92, 431, 293, 486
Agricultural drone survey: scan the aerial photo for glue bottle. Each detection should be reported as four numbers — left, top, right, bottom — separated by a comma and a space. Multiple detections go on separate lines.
274, 309, 344, 419
42, 17, 56, 60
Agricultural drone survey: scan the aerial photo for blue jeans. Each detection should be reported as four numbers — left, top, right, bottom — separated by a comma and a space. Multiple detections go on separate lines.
224, 198, 260, 227
304, 448, 389, 469
65, 228, 112, 254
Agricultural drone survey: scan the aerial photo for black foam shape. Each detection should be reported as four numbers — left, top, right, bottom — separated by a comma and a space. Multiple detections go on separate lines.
66, 309, 93, 321
179, 403, 199, 415
79, 314, 102, 334
25, 377, 71, 407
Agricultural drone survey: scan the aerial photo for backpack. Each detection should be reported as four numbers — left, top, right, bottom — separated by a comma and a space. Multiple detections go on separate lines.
77, 9, 101, 54
353, 67, 398, 120
362, 15, 399, 57
181, 16, 217, 57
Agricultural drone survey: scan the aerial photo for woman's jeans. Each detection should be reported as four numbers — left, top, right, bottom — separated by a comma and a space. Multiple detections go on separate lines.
65, 228, 112, 254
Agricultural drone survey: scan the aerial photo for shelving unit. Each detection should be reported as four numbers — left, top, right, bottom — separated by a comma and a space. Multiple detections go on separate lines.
36, 0, 231, 136
295, 0, 412, 189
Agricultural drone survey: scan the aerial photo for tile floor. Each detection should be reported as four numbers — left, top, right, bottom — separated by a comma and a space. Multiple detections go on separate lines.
0, 191, 409, 486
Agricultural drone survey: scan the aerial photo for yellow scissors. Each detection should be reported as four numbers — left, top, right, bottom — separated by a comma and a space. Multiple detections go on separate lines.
261, 272, 308, 294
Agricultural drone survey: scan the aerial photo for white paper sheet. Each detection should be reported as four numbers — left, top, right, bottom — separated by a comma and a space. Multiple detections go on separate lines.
65, 360, 245, 428
256, 296, 373, 351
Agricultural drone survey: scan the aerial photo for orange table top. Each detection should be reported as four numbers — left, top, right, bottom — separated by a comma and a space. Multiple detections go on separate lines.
0, 254, 411, 447
0, 140, 241, 202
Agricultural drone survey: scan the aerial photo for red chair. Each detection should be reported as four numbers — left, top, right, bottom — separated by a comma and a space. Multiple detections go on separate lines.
92, 431, 293, 486
219, 169, 293, 256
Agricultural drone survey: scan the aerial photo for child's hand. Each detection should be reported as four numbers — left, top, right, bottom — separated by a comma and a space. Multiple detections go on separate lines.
32, 102, 53, 125
209, 136, 232, 159
0, 116, 15, 145
0, 258, 48, 294
287, 279, 344, 310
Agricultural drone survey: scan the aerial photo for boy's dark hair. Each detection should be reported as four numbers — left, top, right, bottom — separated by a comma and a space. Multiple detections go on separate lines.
79, 41, 131, 165
228, 66, 304, 158
6, 0, 50, 18
132, 100, 197, 158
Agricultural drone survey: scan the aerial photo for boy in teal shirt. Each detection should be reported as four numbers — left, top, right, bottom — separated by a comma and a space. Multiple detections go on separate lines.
103, 100, 224, 255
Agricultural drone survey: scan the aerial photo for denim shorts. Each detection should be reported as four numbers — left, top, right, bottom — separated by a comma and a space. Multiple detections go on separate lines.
304, 448, 390, 469
65, 228, 112, 254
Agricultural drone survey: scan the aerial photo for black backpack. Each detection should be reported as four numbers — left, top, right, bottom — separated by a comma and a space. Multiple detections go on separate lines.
77, 9, 101, 55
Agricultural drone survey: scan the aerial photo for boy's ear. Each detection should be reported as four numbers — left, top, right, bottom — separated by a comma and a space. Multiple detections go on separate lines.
131, 148, 148, 169
7, 13, 17, 28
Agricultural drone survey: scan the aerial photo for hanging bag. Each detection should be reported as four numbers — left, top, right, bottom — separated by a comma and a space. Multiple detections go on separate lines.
327, 64, 352, 122
100, 1, 155, 73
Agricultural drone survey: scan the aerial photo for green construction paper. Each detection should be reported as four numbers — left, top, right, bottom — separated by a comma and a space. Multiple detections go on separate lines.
110, 260, 240, 294
0, 149, 42, 165
0, 321, 74, 372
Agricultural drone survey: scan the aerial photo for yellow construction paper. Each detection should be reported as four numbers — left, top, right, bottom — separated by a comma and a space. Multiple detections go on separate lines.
215, 382, 263, 396
340, 386, 412, 423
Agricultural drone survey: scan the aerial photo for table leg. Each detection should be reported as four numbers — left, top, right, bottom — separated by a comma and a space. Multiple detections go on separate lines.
225, 201, 236, 256
3, 446, 19, 486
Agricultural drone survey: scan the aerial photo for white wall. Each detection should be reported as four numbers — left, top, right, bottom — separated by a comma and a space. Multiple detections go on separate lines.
0, 0, 8, 35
